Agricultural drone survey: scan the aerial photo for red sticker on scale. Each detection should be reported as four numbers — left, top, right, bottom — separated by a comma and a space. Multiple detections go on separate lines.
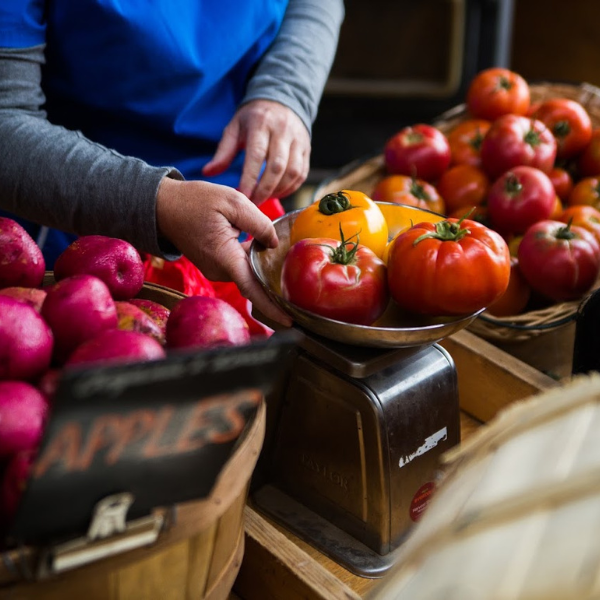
409, 481, 436, 521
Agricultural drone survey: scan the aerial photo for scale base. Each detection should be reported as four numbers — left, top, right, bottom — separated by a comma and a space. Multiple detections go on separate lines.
253, 485, 408, 579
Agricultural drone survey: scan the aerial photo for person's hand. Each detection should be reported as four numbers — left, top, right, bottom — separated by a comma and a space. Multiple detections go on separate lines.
202, 99, 310, 204
156, 177, 293, 327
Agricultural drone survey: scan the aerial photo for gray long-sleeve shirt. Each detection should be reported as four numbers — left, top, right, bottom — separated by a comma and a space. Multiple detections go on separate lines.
0, 0, 344, 258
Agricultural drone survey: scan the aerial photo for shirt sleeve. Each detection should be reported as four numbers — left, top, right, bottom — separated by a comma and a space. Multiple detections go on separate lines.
0, 45, 183, 259
241, 0, 345, 135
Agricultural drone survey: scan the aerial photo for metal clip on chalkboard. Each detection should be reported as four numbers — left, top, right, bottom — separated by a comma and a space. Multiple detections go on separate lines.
36, 492, 169, 578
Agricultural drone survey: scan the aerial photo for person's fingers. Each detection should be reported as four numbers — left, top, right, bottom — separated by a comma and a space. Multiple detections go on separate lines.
237, 126, 270, 200
202, 120, 242, 176
221, 192, 279, 249
264, 139, 310, 201
250, 135, 290, 205
225, 252, 292, 327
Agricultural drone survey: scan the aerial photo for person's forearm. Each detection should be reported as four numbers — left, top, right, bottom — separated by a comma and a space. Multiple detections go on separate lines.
0, 45, 182, 257
242, 0, 345, 135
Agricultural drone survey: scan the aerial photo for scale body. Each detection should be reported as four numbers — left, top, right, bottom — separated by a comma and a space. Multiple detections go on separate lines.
253, 328, 460, 577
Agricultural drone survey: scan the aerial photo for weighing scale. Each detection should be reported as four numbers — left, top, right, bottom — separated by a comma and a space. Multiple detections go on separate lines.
249, 205, 482, 578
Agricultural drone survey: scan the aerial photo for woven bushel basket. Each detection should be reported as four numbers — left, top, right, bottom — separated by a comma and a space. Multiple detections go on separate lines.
313, 81, 600, 344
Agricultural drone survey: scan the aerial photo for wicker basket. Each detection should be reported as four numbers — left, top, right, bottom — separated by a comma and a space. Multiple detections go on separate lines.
313, 82, 600, 353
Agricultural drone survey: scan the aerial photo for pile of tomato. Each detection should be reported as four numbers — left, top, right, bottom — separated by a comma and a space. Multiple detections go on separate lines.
374, 67, 600, 318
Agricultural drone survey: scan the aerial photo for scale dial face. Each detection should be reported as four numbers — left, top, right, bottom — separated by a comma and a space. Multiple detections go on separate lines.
250, 204, 483, 349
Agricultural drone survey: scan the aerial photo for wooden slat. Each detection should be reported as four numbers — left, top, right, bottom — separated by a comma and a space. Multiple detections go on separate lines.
440, 330, 559, 422
234, 506, 361, 600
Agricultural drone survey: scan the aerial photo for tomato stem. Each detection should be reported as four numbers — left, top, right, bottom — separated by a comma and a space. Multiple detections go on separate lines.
324, 224, 361, 265
555, 218, 577, 241
319, 191, 353, 215
409, 177, 432, 200
552, 120, 571, 139
413, 219, 470, 245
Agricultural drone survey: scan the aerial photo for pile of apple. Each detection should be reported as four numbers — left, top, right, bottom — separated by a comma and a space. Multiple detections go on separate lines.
376, 67, 600, 317
0, 217, 251, 522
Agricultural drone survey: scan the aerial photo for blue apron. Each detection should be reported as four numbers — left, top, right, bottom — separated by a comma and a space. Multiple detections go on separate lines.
0, 0, 288, 265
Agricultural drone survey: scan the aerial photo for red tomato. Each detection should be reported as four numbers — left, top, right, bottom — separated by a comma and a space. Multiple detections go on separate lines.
436, 164, 490, 215
281, 235, 389, 325
558, 204, 600, 245
384, 124, 451, 182
487, 166, 556, 235
447, 119, 491, 168
517, 220, 600, 301
486, 258, 531, 317
531, 98, 592, 159
387, 218, 510, 316
568, 176, 600, 210
480, 115, 557, 180
466, 67, 530, 121
578, 129, 600, 177
372, 174, 445, 215
548, 166, 574, 201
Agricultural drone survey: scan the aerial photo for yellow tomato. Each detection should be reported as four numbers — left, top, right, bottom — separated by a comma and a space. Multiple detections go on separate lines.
379, 203, 445, 264
290, 190, 389, 258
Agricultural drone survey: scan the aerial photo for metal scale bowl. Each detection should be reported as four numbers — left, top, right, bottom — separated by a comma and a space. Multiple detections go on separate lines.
249, 204, 482, 578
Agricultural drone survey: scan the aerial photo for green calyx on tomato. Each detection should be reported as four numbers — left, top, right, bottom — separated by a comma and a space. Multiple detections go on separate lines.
318, 191, 353, 215
409, 178, 433, 201
552, 120, 571, 139
324, 225, 361, 265
552, 219, 577, 242
524, 127, 544, 147
413, 218, 471, 245
496, 76, 513, 92
504, 173, 524, 197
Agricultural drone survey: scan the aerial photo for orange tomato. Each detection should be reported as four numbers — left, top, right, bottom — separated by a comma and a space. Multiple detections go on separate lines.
549, 196, 563, 220
290, 190, 389, 258
372, 174, 445, 215
558, 204, 600, 245
436, 164, 490, 215
567, 176, 600, 210
466, 67, 530, 120
447, 119, 491, 169
486, 258, 531, 317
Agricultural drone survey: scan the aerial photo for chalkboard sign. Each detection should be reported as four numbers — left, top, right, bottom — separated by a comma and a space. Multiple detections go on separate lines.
8, 330, 301, 545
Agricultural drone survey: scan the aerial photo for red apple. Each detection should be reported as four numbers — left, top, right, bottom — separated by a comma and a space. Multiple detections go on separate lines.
0, 217, 45, 288
41, 274, 118, 363
67, 329, 166, 367
116, 301, 165, 344
166, 296, 250, 350
0, 381, 49, 456
0, 296, 53, 381
54, 235, 144, 300
0, 286, 47, 313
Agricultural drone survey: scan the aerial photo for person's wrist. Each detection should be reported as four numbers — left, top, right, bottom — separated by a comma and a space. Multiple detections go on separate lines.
156, 176, 181, 244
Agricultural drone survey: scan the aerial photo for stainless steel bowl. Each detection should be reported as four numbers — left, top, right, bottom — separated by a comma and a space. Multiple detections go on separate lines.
250, 203, 484, 348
